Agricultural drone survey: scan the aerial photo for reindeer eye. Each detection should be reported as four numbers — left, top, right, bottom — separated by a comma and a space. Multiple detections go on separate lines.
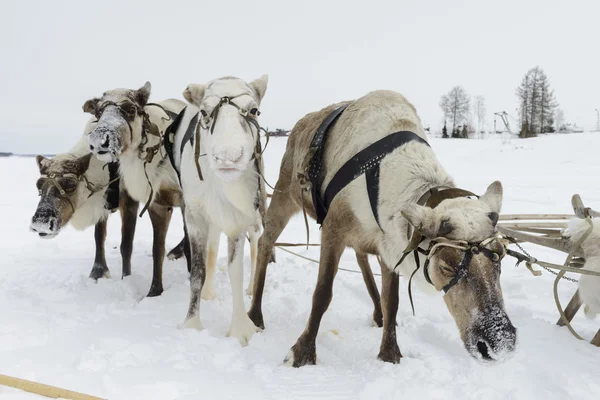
250, 108, 260, 117
439, 263, 455, 277
120, 103, 136, 119
60, 178, 78, 193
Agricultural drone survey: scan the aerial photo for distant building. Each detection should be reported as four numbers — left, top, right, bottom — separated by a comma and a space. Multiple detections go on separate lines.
0, 152, 13, 157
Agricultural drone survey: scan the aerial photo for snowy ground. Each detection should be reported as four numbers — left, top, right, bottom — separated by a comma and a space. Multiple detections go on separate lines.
1, 133, 599, 400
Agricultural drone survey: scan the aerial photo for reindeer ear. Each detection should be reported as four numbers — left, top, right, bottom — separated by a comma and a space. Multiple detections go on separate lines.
480, 181, 503, 214
75, 153, 93, 173
82, 98, 99, 114
249, 74, 268, 101
36, 155, 51, 173
135, 81, 151, 106
182, 83, 205, 106
401, 205, 438, 238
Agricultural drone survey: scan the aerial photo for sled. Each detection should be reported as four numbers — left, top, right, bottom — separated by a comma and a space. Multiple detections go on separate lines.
497, 194, 600, 347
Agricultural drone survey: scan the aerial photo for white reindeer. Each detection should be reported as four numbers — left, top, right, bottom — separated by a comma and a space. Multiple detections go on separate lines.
170, 75, 269, 345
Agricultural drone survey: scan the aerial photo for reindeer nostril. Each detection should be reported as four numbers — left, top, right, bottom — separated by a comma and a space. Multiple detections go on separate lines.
477, 341, 492, 360
101, 136, 110, 149
48, 219, 55, 232
89, 144, 95, 151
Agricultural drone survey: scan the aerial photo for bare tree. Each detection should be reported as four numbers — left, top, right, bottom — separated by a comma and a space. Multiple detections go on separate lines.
439, 86, 471, 134
473, 96, 486, 136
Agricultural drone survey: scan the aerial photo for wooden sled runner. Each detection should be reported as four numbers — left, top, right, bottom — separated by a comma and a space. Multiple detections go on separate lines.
497, 194, 600, 347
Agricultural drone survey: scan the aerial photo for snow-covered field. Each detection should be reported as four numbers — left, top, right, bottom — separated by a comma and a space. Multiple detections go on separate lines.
1, 133, 599, 400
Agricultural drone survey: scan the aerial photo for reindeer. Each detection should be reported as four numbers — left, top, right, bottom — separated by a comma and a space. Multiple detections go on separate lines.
248, 90, 517, 366
150, 75, 276, 345
84, 85, 195, 297
30, 120, 186, 282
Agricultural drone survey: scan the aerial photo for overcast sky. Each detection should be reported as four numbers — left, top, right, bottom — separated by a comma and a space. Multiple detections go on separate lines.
1, 0, 598, 153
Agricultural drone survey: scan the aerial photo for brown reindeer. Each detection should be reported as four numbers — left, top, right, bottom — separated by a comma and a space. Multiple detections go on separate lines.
30, 136, 186, 282
248, 90, 516, 366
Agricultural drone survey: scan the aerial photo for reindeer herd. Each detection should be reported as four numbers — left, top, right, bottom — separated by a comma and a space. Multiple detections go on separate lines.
29, 75, 521, 367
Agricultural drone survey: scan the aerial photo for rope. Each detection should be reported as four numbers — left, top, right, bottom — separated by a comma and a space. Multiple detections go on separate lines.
275, 246, 382, 276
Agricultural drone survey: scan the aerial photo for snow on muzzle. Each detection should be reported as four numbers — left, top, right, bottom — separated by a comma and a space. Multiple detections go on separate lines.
30, 203, 61, 238
88, 107, 125, 160
465, 305, 517, 362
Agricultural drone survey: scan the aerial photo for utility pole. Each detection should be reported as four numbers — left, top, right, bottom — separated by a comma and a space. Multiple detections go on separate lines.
595, 109, 599, 132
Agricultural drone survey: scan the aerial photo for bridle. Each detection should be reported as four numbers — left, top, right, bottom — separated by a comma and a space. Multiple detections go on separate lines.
419, 235, 504, 293
190, 93, 270, 185
37, 166, 119, 213
393, 187, 507, 314
89, 97, 175, 218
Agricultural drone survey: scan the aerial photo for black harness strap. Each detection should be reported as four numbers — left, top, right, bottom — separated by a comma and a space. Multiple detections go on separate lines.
181, 112, 199, 155
365, 164, 381, 228
322, 131, 429, 225
104, 161, 120, 211
163, 107, 187, 183
308, 104, 350, 225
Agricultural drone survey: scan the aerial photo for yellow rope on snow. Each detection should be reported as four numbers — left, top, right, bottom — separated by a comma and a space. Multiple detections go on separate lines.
0, 374, 105, 400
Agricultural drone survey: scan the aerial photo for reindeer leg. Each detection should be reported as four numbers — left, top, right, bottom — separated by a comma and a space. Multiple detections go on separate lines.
284, 223, 345, 367
201, 226, 220, 300
182, 210, 209, 330
227, 232, 260, 345
355, 252, 383, 327
89, 219, 110, 280
119, 190, 139, 278
246, 224, 260, 296
378, 263, 402, 363
146, 204, 173, 297
248, 185, 299, 329
167, 208, 187, 262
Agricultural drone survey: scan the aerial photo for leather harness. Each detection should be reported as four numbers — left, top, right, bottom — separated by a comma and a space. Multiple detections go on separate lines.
308, 104, 430, 228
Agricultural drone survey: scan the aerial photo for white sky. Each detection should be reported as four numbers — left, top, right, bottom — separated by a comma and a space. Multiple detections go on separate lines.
1, 0, 598, 153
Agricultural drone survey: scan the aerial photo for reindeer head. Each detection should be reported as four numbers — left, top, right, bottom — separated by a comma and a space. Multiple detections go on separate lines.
85, 82, 151, 162
182, 75, 268, 181
30, 154, 94, 237
402, 181, 517, 362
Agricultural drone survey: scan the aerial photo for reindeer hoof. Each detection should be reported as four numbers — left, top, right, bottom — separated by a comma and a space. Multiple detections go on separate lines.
228, 316, 260, 346
167, 244, 185, 261
181, 315, 203, 331
201, 286, 216, 300
147, 282, 164, 297
89, 263, 110, 280
247, 308, 265, 330
284, 342, 316, 367
377, 343, 402, 364
372, 310, 383, 328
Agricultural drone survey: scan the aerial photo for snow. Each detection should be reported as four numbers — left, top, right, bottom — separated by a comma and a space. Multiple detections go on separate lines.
1, 132, 600, 400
